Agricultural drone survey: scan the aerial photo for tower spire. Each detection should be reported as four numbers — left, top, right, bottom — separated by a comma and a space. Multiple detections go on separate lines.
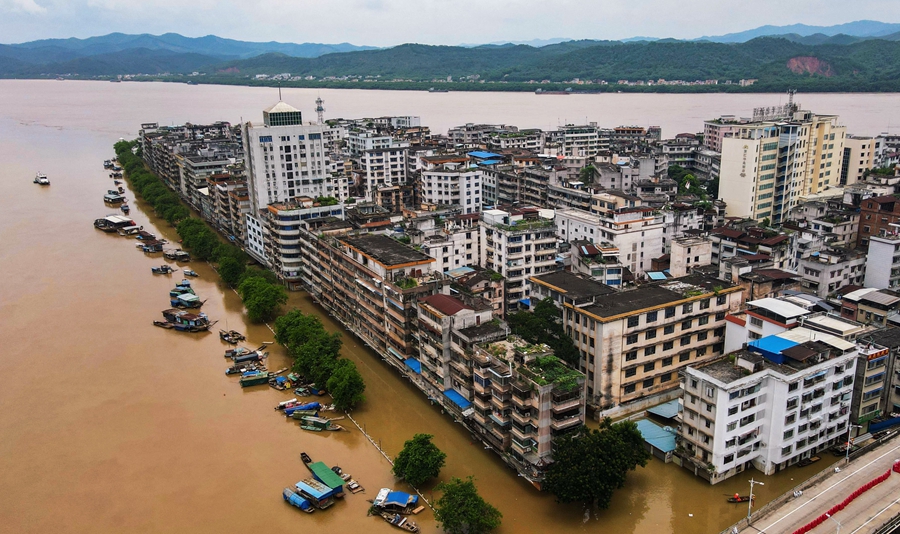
315, 96, 325, 125
278, 85, 282, 101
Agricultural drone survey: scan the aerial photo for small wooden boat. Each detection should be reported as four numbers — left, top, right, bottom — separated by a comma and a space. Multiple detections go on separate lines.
219, 329, 245, 344
796, 456, 821, 467
182, 269, 198, 277
300, 452, 313, 465
225, 362, 265, 375
155, 308, 216, 332
151, 265, 175, 275
164, 249, 191, 262
120, 204, 130, 214
379, 512, 419, 532
727, 495, 754, 503
340, 473, 364, 493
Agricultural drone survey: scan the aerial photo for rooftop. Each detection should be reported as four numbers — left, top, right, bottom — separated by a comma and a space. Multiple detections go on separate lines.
530, 271, 615, 302
341, 234, 435, 268
421, 294, 472, 316
582, 273, 736, 319
748, 298, 809, 319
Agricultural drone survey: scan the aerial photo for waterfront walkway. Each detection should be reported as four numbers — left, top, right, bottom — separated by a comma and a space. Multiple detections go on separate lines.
735, 439, 900, 534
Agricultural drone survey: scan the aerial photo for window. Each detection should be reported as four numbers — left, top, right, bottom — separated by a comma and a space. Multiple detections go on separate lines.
705, 386, 715, 398
724, 454, 734, 464
699, 316, 709, 326
646, 311, 658, 322
624, 384, 635, 394
681, 335, 691, 346
680, 353, 690, 362
664, 325, 675, 335
728, 406, 738, 416
682, 320, 693, 330
683, 303, 693, 314
662, 357, 673, 367
625, 367, 637, 378
690, 379, 698, 389
782, 446, 792, 456
697, 332, 708, 342
645, 346, 656, 356
665, 307, 676, 318
627, 334, 638, 344
749, 316, 763, 327
663, 341, 674, 351
700, 299, 711, 310
727, 422, 737, 432
627, 316, 639, 327
785, 413, 796, 425
646, 329, 657, 340
643, 378, 654, 389
784, 429, 794, 439
717, 295, 727, 305
788, 382, 799, 392
660, 372, 672, 382
644, 362, 656, 372
625, 350, 638, 361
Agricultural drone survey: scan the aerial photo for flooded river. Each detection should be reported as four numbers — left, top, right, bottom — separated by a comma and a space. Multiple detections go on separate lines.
0, 81, 877, 533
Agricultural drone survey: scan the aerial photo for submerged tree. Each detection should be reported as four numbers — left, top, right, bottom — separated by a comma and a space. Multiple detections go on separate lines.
327, 359, 366, 411
392, 433, 447, 487
543, 418, 650, 509
434, 477, 501, 534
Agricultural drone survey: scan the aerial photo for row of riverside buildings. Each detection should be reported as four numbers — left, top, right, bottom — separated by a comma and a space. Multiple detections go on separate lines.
137, 95, 900, 487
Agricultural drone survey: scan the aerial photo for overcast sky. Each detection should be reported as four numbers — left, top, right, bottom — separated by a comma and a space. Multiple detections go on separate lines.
1, 0, 898, 46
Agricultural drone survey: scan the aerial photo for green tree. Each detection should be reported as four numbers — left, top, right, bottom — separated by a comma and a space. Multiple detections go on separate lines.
578, 165, 598, 183
218, 256, 245, 288
542, 418, 650, 509
326, 359, 366, 411
392, 433, 447, 487
238, 276, 288, 323
508, 298, 580, 366
706, 176, 720, 199
434, 477, 502, 534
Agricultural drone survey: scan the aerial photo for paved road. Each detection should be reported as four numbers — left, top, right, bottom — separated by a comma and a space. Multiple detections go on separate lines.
738, 441, 900, 534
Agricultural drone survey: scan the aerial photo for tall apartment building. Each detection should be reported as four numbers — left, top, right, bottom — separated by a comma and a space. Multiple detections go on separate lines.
480, 208, 559, 313
841, 135, 878, 186
529, 271, 743, 414
719, 111, 846, 225
866, 233, 900, 290
420, 165, 483, 213
243, 101, 341, 210
679, 332, 861, 484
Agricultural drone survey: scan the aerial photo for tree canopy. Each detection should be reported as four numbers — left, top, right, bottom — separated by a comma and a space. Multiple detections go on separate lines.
508, 297, 580, 366
327, 359, 366, 411
392, 433, 447, 487
434, 477, 502, 534
238, 276, 288, 323
542, 418, 650, 509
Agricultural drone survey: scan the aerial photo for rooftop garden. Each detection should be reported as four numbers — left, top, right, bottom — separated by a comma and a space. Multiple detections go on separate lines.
518, 355, 583, 392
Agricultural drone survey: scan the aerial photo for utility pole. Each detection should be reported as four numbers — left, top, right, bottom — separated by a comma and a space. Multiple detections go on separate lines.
747, 478, 764, 521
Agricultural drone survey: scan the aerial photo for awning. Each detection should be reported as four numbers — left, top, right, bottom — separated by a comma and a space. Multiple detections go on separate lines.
404, 358, 421, 374
443, 389, 472, 410
387, 347, 404, 360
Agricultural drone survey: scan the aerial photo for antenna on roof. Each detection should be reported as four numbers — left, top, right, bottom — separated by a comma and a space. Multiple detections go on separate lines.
278, 84, 282, 101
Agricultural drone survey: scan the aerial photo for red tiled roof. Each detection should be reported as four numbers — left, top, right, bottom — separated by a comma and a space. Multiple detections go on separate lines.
421, 294, 471, 316
760, 235, 790, 246
712, 227, 745, 239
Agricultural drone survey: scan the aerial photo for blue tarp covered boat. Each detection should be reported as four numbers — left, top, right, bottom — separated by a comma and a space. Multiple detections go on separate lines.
372, 488, 420, 514
295, 479, 337, 509
284, 402, 321, 416
282, 487, 314, 513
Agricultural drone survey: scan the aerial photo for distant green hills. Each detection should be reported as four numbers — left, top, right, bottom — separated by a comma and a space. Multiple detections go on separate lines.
2, 29, 900, 92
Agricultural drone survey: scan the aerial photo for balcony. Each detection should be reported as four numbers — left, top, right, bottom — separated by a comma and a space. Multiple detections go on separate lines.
450, 359, 472, 377
551, 413, 582, 431
551, 390, 582, 413
511, 409, 534, 425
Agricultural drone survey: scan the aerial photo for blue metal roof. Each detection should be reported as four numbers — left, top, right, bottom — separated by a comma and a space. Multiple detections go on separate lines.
443, 389, 471, 410
647, 399, 680, 420
635, 419, 677, 453
479, 159, 502, 166
468, 151, 502, 159
295, 479, 330, 499
647, 272, 668, 281
405, 358, 421, 374
749, 335, 799, 364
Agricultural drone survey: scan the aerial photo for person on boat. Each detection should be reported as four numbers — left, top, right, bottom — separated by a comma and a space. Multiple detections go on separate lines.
734, 493, 740, 501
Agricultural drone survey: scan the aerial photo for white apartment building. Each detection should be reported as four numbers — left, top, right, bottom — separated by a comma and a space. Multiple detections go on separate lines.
724, 297, 810, 353
555, 207, 664, 276
420, 227, 481, 273
865, 232, 900, 290
719, 111, 846, 225
680, 331, 860, 484
358, 147, 409, 201
242, 101, 342, 211
480, 208, 558, 312
421, 165, 483, 213
669, 236, 712, 277
347, 130, 407, 156
263, 200, 345, 289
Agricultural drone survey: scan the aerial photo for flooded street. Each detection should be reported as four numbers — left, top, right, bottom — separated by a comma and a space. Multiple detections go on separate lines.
0, 81, 868, 533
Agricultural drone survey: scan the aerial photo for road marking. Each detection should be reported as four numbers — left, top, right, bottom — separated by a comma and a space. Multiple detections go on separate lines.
849, 494, 900, 534
755, 443, 900, 533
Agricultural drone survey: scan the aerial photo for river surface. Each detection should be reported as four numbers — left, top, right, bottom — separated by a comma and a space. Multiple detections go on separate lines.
0, 80, 888, 534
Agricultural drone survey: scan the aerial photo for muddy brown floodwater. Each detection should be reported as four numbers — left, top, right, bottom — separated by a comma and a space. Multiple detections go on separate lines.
0, 81, 867, 534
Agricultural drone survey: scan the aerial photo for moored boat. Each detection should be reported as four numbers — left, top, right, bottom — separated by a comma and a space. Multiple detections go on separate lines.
104, 191, 126, 204
120, 204, 130, 214
163, 249, 191, 262
225, 362, 266, 375
239, 370, 271, 387
293, 479, 337, 510
284, 402, 321, 417
727, 494, 754, 503
151, 265, 175, 275
117, 225, 140, 236
379, 512, 419, 532
153, 308, 216, 332
33, 172, 50, 185
94, 214, 135, 232
170, 293, 204, 309
182, 269, 198, 277
370, 488, 421, 515
219, 329, 245, 344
